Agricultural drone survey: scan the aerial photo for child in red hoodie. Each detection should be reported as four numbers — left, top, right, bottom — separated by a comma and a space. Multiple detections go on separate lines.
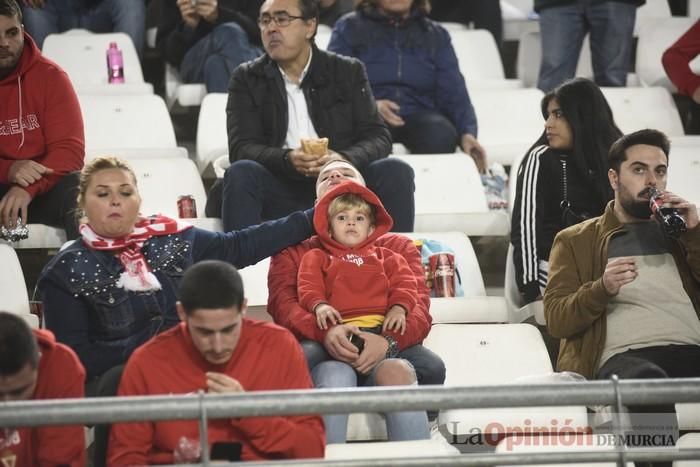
297, 182, 417, 339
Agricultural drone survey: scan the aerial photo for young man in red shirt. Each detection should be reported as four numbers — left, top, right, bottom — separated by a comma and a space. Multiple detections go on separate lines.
0, 311, 86, 466
108, 260, 324, 464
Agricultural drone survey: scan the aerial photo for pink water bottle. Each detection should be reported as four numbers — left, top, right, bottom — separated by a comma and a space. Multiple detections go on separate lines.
106, 42, 125, 84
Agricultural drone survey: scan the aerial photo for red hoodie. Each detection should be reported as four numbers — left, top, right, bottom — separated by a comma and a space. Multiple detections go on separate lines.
0, 33, 84, 197
662, 19, 700, 98
108, 320, 325, 465
297, 182, 417, 327
0, 329, 86, 467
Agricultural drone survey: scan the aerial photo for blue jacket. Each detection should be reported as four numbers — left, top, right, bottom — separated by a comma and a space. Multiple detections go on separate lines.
328, 7, 478, 137
38, 211, 313, 380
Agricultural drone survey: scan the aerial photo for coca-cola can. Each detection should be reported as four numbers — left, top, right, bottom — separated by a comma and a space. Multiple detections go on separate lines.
177, 195, 197, 218
429, 252, 456, 298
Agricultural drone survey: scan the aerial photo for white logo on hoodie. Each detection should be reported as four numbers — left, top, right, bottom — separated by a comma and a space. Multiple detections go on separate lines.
0, 115, 40, 136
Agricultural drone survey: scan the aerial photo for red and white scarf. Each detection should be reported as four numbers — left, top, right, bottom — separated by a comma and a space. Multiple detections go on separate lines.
80, 216, 192, 292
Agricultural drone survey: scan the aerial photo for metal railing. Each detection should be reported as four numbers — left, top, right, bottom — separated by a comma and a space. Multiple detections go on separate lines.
1, 377, 699, 466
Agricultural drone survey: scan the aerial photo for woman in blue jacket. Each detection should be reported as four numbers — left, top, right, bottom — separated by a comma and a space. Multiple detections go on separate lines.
328, 0, 487, 172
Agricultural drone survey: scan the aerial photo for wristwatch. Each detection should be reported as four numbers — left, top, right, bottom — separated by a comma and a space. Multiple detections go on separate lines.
383, 335, 399, 359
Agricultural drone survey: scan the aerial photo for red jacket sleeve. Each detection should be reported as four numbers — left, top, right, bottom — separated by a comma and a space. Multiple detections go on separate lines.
662, 19, 700, 97
297, 249, 330, 314
36, 347, 86, 467
380, 236, 432, 349
268, 244, 329, 343
382, 249, 418, 313
24, 68, 85, 198
107, 361, 155, 466
233, 332, 325, 459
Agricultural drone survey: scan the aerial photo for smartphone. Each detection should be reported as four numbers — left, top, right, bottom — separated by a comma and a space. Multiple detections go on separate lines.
210, 442, 242, 461
348, 333, 365, 353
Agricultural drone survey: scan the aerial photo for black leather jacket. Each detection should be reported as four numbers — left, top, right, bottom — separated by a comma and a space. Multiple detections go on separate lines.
226, 46, 392, 182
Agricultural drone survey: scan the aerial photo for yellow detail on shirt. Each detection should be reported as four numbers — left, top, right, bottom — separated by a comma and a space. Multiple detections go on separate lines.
344, 314, 385, 328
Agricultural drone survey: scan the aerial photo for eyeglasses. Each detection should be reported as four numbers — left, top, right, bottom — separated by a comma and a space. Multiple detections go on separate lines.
257, 12, 305, 28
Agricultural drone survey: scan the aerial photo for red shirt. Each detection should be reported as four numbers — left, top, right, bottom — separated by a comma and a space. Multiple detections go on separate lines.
0, 329, 86, 467
107, 320, 324, 465
0, 33, 84, 197
662, 19, 700, 98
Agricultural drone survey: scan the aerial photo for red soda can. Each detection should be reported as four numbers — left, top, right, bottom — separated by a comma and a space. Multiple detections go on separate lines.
429, 253, 456, 297
177, 195, 197, 218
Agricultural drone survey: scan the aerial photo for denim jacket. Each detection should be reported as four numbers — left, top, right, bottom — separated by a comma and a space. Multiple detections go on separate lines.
38, 211, 313, 380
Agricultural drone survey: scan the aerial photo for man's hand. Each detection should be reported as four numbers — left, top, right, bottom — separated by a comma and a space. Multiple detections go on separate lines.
352, 332, 388, 375
382, 305, 406, 335
692, 86, 700, 105
288, 149, 326, 177
0, 186, 32, 230
376, 99, 405, 127
8, 160, 53, 188
461, 133, 487, 173
21, 0, 45, 8
206, 372, 245, 393
176, 0, 201, 28
323, 324, 360, 363
314, 303, 343, 330
659, 190, 699, 230
195, 0, 219, 23
602, 257, 637, 296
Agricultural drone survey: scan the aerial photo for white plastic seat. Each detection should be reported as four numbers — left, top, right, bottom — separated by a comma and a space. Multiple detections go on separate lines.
85, 147, 188, 161
600, 86, 685, 137
237, 257, 272, 320
0, 243, 39, 327
667, 137, 700, 207
634, 0, 673, 37
128, 158, 207, 219
495, 434, 634, 467
196, 93, 229, 174
165, 63, 207, 108
470, 88, 545, 166
448, 29, 522, 88
636, 17, 699, 91
42, 31, 152, 95
325, 439, 459, 460
423, 323, 587, 439
315, 24, 333, 51
79, 94, 177, 150
675, 432, 700, 467
392, 154, 509, 236
212, 154, 230, 179
11, 225, 67, 250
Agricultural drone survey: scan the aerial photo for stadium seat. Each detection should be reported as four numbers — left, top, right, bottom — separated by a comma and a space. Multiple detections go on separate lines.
447, 29, 523, 89
196, 93, 229, 174
79, 94, 177, 150
0, 243, 40, 327
164, 64, 207, 108
495, 434, 635, 467
423, 323, 588, 442
675, 432, 700, 467
237, 257, 273, 321
667, 136, 700, 207
10, 225, 67, 250
128, 158, 207, 219
517, 30, 594, 88
325, 439, 459, 460
392, 154, 510, 236
635, 0, 673, 37
600, 86, 685, 137
85, 147, 189, 161
315, 24, 332, 50
470, 88, 545, 166
636, 17, 699, 91
42, 31, 153, 95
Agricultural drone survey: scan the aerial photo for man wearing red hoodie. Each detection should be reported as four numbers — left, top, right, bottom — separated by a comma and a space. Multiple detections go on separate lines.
0, 0, 84, 239
0, 311, 86, 467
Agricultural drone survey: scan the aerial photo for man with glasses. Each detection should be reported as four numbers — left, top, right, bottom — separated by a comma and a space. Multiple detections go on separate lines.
217, 0, 415, 233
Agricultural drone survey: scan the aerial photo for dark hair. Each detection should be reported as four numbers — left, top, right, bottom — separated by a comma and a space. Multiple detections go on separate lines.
298, 0, 320, 21
0, 312, 39, 376
356, 0, 431, 15
0, 0, 22, 22
608, 129, 671, 173
531, 77, 622, 203
178, 261, 245, 314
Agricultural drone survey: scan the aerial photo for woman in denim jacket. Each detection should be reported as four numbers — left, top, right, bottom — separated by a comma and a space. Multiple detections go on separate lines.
38, 156, 314, 385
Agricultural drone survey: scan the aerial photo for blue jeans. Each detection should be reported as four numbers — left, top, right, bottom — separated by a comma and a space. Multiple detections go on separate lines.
302, 340, 436, 443
537, 1, 636, 92
22, 0, 146, 57
180, 23, 262, 93
222, 158, 415, 232
391, 110, 459, 154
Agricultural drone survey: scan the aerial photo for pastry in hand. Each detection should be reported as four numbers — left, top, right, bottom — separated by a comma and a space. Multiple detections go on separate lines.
300, 137, 329, 156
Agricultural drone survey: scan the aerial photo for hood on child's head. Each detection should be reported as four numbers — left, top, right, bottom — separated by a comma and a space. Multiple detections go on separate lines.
313, 181, 393, 253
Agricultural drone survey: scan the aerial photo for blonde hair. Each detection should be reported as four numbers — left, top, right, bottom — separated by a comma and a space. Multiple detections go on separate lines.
77, 156, 138, 211
328, 193, 376, 225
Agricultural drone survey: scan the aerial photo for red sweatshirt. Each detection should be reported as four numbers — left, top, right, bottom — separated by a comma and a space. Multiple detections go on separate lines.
662, 19, 700, 98
269, 187, 432, 350
297, 182, 417, 325
0, 33, 84, 197
107, 320, 325, 465
0, 329, 86, 467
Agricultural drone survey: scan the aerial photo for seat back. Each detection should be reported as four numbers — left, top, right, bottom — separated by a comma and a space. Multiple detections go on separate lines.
601, 86, 685, 137
667, 137, 700, 207
448, 28, 506, 81
196, 93, 229, 173
517, 30, 593, 88
0, 243, 31, 316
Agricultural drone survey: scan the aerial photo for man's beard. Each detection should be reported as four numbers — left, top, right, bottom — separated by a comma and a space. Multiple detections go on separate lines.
0, 46, 23, 79
619, 186, 652, 220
